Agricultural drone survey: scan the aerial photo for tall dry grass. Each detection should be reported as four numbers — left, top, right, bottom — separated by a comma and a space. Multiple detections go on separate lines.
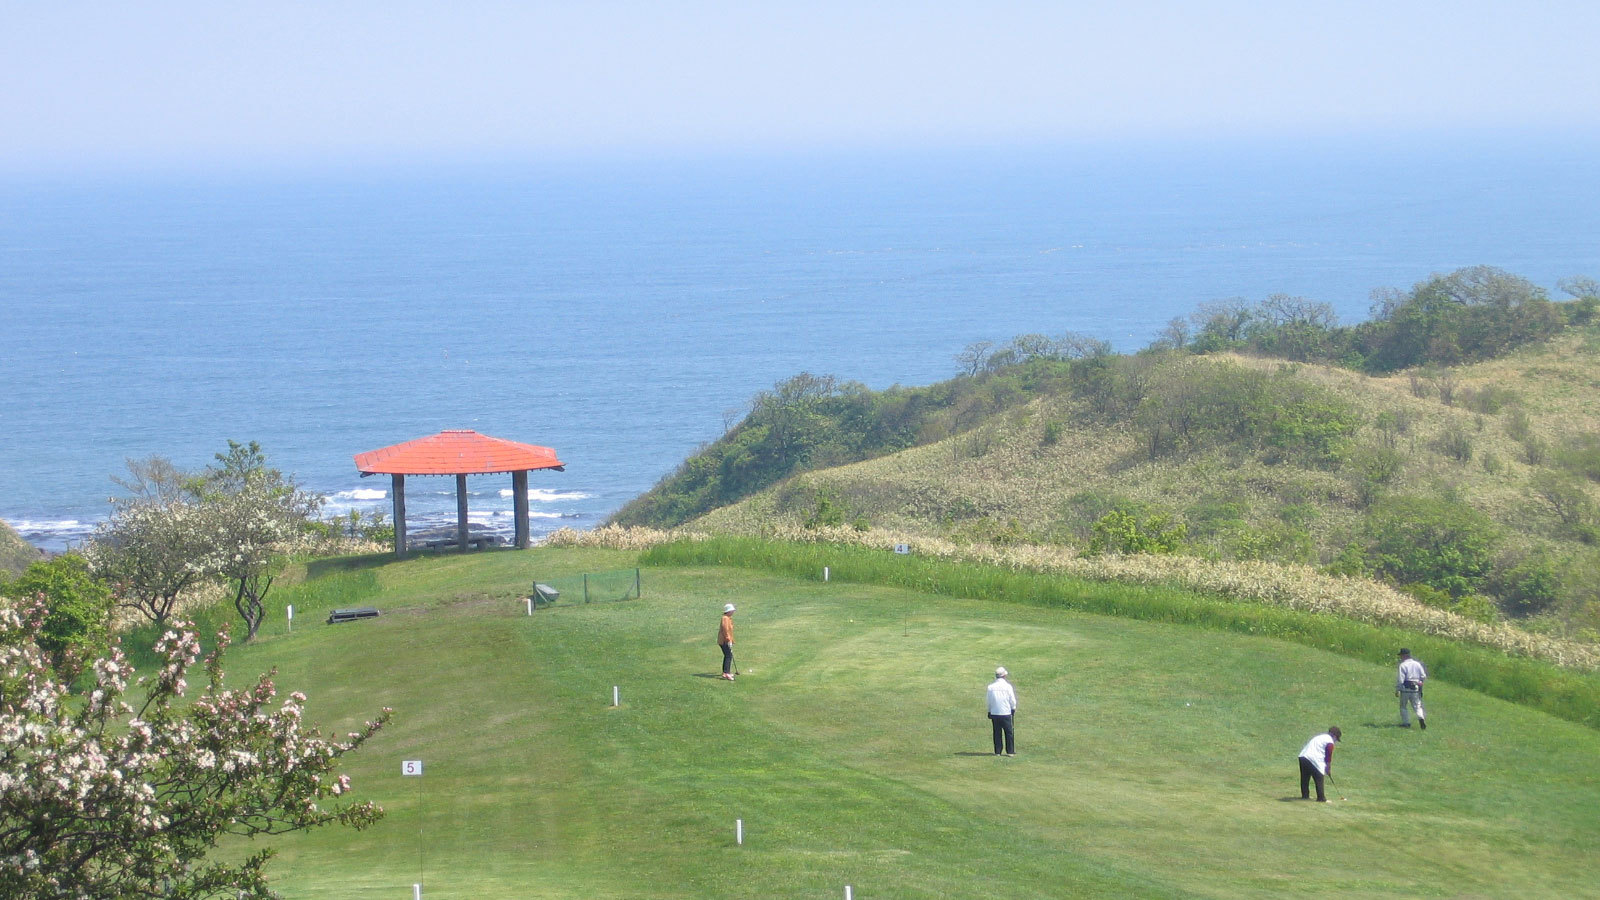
552, 523, 1600, 671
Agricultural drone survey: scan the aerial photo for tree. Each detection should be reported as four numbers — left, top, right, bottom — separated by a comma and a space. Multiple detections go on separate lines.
955, 340, 994, 377
87, 443, 321, 640
191, 442, 322, 641
0, 598, 389, 898
1006, 333, 1057, 361
0, 554, 114, 675
1056, 331, 1112, 360
87, 497, 213, 625
1188, 298, 1255, 351
1246, 294, 1339, 360
1155, 316, 1190, 350
1364, 267, 1561, 371
1361, 495, 1499, 597
110, 455, 191, 504
750, 374, 844, 459
1558, 275, 1599, 300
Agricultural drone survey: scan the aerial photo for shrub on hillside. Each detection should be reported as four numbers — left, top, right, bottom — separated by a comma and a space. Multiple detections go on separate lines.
1529, 471, 1600, 543
1399, 582, 1499, 623
1433, 425, 1474, 462
1523, 434, 1550, 466
1087, 508, 1187, 556
1182, 268, 1570, 375
1134, 358, 1358, 465
1361, 267, 1565, 372
1556, 433, 1600, 482
1346, 446, 1405, 506
1358, 495, 1499, 598
1489, 548, 1564, 617
0, 554, 115, 676
1225, 522, 1315, 564
1461, 383, 1518, 415
802, 491, 848, 529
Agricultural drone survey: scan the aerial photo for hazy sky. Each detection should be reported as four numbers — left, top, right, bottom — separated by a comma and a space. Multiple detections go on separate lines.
4, 1, 1598, 172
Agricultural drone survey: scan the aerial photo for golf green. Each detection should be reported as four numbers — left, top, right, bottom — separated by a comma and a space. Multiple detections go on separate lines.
216, 550, 1600, 898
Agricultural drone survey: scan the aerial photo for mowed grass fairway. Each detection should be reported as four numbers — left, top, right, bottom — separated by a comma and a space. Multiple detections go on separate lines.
218, 549, 1600, 898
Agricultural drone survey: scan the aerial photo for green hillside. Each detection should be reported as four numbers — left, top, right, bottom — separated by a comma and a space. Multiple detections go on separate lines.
0, 518, 43, 577
188, 548, 1599, 898
623, 311, 1600, 640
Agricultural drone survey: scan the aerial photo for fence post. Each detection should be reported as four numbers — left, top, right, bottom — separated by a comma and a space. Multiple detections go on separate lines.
635, 567, 641, 599
583, 573, 589, 603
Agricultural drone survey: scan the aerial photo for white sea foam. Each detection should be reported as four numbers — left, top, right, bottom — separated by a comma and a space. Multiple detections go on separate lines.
9, 518, 93, 534
332, 488, 388, 501
499, 488, 593, 502
5, 518, 100, 553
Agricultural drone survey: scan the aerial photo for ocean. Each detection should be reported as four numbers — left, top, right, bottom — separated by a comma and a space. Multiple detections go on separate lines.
2, 139, 1596, 551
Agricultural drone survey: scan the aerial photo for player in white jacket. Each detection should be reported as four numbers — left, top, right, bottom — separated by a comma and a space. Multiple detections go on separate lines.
986, 667, 1018, 756
1298, 726, 1341, 801
1396, 648, 1427, 729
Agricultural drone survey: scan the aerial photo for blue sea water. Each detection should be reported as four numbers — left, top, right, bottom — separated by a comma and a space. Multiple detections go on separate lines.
2, 140, 1597, 551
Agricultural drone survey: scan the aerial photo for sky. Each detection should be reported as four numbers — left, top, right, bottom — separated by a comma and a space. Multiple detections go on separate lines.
3, 1, 1599, 173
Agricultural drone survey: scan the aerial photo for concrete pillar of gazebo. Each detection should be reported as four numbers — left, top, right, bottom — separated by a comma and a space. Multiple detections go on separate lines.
391, 473, 408, 556
512, 469, 530, 549
456, 474, 470, 552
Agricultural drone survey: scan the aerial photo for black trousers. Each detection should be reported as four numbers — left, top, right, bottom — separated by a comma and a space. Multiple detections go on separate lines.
720, 642, 734, 674
990, 713, 1015, 754
1299, 756, 1326, 801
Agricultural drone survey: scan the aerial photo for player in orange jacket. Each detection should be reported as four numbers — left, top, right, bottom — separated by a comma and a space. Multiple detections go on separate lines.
718, 604, 736, 680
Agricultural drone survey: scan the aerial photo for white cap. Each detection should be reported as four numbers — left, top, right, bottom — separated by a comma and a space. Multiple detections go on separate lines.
724, 603, 736, 613
995, 666, 1008, 678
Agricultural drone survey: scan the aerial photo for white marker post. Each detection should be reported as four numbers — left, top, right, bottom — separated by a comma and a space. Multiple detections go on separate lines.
845, 886, 853, 900
526, 597, 533, 616
403, 760, 424, 895
612, 686, 620, 708
736, 818, 743, 845
823, 566, 830, 582
286, 604, 293, 633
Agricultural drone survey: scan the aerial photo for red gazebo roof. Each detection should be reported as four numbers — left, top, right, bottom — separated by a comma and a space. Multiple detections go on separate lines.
354, 430, 564, 476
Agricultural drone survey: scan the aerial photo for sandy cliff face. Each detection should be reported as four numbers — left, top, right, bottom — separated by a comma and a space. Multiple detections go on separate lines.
0, 518, 44, 577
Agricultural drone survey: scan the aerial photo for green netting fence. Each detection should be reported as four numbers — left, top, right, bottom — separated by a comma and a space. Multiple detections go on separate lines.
531, 568, 641, 608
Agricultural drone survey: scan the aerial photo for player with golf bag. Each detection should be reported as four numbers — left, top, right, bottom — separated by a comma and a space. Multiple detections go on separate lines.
1396, 648, 1427, 729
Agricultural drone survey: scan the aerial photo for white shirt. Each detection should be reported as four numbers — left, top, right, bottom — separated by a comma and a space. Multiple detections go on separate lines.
986, 678, 1017, 716
1397, 657, 1427, 690
1298, 733, 1336, 774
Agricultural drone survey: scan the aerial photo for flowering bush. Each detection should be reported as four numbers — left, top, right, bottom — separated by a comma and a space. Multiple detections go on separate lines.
0, 597, 389, 898
88, 443, 324, 641
87, 498, 215, 625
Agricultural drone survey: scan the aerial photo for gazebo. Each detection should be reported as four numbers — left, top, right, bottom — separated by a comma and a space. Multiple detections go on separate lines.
353, 429, 565, 555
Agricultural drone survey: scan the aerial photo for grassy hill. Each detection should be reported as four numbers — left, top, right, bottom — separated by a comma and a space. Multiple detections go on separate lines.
666, 327, 1600, 639
179, 548, 1600, 898
611, 269, 1600, 638
0, 518, 43, 577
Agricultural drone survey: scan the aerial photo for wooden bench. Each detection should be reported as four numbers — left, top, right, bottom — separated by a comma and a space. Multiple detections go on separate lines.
531, 583, 560, 607
326, 607, 382, 624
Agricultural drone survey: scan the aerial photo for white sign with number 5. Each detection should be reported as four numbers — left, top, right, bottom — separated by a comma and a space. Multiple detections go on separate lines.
402, 760, 424, 776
